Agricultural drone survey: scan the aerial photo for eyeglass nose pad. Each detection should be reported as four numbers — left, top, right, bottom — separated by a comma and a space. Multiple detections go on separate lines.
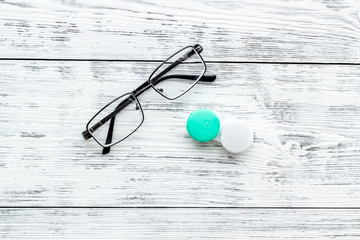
157, 88, 164, 93
135, 103, 140, 110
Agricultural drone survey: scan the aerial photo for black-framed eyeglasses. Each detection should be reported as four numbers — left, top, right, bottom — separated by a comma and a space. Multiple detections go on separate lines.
82, 44, 216, 154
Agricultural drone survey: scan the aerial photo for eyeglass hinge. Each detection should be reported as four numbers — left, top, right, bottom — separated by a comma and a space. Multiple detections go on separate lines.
81, 130, 92, 140
193, 44, 203, 53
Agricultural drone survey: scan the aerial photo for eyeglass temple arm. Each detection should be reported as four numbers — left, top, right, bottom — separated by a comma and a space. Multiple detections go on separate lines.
133, 74, 216, 96
100, 74, 216, 155
154, 74, 216, 82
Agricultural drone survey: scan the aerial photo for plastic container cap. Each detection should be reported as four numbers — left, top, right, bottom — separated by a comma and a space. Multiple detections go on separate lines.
186, 109, 220, 142
220, 119, 253, 154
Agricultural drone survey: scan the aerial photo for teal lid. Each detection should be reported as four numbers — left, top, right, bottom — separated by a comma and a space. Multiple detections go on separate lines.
186, 109, 220, 142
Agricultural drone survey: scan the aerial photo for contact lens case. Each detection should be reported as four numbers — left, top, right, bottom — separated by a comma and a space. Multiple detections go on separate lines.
186, 109, 253, 154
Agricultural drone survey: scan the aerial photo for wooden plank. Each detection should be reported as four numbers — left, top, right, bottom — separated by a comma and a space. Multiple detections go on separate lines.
1, 208, 360, 239
1, 0, 360, 62
0, 61, 359, 207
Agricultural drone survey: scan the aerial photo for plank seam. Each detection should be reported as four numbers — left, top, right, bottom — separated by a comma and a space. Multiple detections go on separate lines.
1, 207, 360, 209
0, 58, 359, 65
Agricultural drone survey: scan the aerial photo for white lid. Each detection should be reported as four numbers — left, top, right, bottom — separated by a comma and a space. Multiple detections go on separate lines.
220, 119, 253, 154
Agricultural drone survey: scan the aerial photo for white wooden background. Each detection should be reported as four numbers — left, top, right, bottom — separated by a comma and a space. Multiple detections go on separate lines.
1, 0, 360, 239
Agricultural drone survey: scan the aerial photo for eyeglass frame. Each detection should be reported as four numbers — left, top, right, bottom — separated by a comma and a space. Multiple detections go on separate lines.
82, 44, 216, 154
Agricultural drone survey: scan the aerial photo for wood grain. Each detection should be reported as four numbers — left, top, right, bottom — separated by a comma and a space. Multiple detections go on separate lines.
1, 61, 359, 207
2, 0, 360, 237
0, 0, 360, 62
1, 208, 360, 239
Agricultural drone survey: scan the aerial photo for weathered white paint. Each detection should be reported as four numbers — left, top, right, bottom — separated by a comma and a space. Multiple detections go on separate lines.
1, 0, 360, 238
1, 208, 360, 239
0, 0, 359, 62
1, 61, 359, 207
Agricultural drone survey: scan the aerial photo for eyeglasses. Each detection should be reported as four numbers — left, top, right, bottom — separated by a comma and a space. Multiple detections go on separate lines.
82, 44, 216, 154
